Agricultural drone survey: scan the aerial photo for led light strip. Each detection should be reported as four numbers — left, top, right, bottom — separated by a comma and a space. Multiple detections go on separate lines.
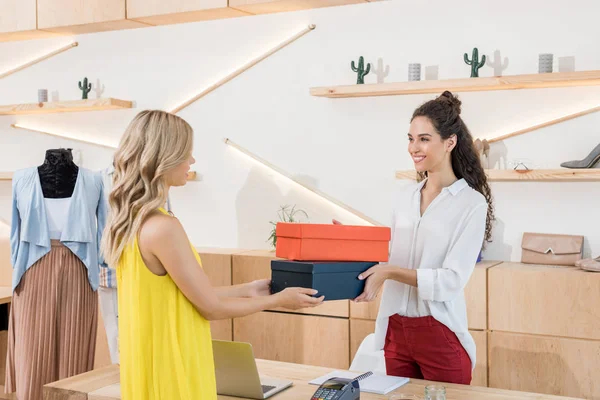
482, 104, 600, 144
11, 123, 118, 149
224, 138, 380, 226
169, 24, 316, 114
0, 42, 78, 80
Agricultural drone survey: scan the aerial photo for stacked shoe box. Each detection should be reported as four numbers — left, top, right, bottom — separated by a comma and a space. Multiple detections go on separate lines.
270, 223, 391, 301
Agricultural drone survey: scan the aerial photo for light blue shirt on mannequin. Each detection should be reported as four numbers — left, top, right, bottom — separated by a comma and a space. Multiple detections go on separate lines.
10, 167, 107, 292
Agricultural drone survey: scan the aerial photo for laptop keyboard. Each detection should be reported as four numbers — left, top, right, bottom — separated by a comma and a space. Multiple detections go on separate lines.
262, 385, 276, 394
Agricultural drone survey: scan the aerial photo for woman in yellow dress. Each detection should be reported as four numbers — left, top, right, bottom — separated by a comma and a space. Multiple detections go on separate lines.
100, 110, 324, 400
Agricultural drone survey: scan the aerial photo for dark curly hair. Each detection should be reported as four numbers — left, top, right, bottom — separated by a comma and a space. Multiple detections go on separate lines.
411, 90, 495, 245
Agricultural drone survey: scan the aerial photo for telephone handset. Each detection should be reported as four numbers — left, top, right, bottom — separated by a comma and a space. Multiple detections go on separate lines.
310, 372, 372, 400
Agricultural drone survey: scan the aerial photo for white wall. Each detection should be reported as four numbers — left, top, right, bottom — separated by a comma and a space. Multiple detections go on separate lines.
1, 0, 599, 260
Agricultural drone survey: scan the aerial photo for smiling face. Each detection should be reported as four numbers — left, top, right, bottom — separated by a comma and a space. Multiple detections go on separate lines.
408, 116, 456, 173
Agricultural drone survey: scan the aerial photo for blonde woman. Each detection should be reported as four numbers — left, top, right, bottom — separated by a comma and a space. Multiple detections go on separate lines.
101, 110, 324, 400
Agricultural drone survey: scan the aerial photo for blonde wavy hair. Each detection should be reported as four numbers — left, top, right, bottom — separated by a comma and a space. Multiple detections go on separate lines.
101, 110, 193, 267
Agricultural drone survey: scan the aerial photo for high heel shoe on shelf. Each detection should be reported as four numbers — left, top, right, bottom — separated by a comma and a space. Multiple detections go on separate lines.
560, 142, 600, 168
576, 256, 600, 272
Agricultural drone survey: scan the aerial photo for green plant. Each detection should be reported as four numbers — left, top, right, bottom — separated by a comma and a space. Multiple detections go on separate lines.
268, 205, 309, 249
464, 48, 486, 77
78, 77, 92, 99
351, 56, 371, 84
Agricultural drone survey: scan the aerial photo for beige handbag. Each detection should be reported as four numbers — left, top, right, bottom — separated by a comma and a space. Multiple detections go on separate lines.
521, 232, 584, 266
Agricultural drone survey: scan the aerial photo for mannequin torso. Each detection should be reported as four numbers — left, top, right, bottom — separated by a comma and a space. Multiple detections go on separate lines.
38, 149, 79, 199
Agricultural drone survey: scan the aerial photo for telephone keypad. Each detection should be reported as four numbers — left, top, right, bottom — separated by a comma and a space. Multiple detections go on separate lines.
312, 388, 338, 400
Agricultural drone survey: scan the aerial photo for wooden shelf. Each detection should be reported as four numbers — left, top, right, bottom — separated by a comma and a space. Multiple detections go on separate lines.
310, 70, 600, 98
0, 98, 133, 115
0, 171, 198, 181
395, 169, 600, 182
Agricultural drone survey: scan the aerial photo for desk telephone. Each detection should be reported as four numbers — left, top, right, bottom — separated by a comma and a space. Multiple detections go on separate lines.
310, 371, 372, 400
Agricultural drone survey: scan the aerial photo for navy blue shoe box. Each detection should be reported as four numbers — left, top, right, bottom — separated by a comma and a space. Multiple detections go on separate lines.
270, 260, 377, 301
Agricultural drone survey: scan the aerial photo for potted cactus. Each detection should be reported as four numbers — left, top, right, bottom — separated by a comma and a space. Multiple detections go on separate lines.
78, 77, 92, 100
464, 48, 486, 78
351, 56, 371, 84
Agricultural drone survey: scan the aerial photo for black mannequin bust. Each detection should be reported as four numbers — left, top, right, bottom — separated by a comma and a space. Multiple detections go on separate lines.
38, 148, 79, 198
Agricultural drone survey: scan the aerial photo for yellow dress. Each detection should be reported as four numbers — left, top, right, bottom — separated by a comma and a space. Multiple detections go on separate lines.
116, 207, 217, 400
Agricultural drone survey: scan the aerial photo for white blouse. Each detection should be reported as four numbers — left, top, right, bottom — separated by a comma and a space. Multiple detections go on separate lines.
44, 197, 72, 240
373, 178, 488, 371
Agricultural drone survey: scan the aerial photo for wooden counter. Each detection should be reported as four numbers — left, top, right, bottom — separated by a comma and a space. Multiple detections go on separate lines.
489, 331, 600, 399
488, 262, 600, 399
489, 262, 600, 339
234, 311, 350, 369
43, 359, 584, 400
197, 247, 249, 341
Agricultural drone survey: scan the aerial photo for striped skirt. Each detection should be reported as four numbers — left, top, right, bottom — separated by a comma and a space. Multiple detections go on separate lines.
5, 240, 98, 400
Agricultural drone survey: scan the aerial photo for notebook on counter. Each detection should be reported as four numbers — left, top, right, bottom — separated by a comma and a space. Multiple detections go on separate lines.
308, 370, 409, 395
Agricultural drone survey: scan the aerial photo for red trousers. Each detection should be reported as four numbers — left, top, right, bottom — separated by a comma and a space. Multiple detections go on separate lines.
384, 314, 472, 385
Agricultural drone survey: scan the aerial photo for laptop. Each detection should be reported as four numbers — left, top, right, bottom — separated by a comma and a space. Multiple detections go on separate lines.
212, 340, 293, 399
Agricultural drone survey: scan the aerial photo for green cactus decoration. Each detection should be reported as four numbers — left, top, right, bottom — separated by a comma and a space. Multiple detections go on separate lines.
464, 48, 486, 78
78, 77, 92, 100
351, 56, 371, 84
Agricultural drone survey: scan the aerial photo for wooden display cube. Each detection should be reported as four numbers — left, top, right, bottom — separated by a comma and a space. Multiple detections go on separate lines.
232, 250, 349, 317
350, 319, 375, 363
234, 311, 349, 369
464, 261, 502, 330
350, 320, 488, 387
349, 289, 381, 320
489, 331, 600, 399
196, 247, 241, 287
489, 262, 600, 340
197, 248, 247, 342
470, 330, 488, 387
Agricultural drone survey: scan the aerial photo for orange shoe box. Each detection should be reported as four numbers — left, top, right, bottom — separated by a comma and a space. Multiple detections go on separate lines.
275, 222, 390, 262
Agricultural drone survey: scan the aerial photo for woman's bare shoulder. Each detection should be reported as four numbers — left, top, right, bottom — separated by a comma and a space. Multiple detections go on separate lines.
139, 210, 186, 247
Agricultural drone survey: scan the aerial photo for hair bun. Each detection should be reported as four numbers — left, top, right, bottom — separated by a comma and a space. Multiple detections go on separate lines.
438, 90, 462, 115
